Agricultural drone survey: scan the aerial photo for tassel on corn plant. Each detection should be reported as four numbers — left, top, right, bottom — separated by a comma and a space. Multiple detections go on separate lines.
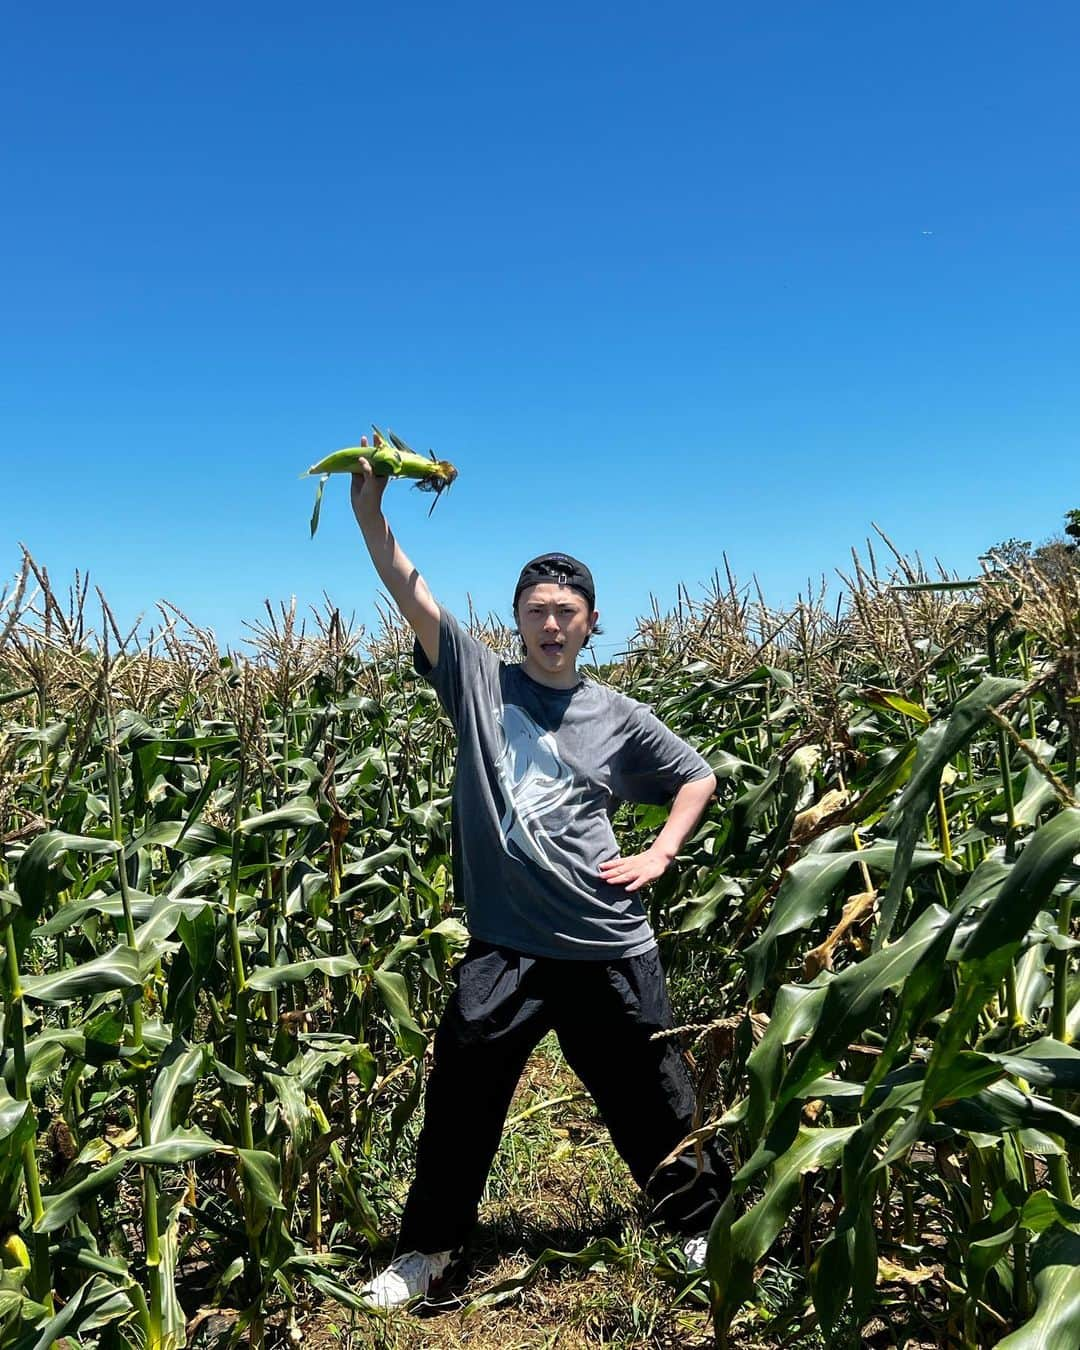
305, 426, 458, 536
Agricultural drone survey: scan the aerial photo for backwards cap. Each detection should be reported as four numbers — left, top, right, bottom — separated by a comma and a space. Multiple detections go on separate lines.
513, 553, 595, 610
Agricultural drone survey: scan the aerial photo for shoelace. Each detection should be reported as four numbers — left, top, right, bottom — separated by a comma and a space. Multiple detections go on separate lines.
392, 1252, 430, 1283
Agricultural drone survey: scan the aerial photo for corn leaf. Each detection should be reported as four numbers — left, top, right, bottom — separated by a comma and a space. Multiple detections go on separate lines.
771, 902, 953, 1130
21, 945, 143, 1004
374, 968, 427, 1058
246, 954, 359, 991
36, 1129, 219, 1231
309, 472, 329, 538
995, 1225, 1080, 1350
709, 1125, 856, 1335
461, 1238, 633, 1311
937, 1081, 1080, 1148
875, 676, 1024, 947
239, 797, 321, 834
0, 1092, 30, 1143
677, 875, 744, 934
1013, 763, 1062, 829
0, 1089, 35, 1215
237, 1148, 285, 1237
148, 1041, 207, 1144
984, 1037, 1080, 1091
745, 982, 828, 1138
175, 756, 236, 846
745, 841, 941, 996
157, 1195, 186, 1350
166, 904, 219, 1038
915, 808, 1080, 1126
134, 897, 212, 952
810, 1115, 893, 1338
844, 738, 918, 823
857, 688, 931, 725
6, 1275, 128, 1350
14, 832, 121, 921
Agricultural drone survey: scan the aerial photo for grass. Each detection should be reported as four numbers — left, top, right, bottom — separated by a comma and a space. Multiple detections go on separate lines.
295, 1033, 706, 1348
295, 1034, 833, 1350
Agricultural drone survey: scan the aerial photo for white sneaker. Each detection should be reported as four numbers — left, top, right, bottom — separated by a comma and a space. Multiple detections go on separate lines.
682, 1232, 709, 1272
358, 1248, 454, 1309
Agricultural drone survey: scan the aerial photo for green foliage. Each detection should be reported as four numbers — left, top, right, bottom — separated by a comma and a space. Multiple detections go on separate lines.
0, 543, 1077, 1348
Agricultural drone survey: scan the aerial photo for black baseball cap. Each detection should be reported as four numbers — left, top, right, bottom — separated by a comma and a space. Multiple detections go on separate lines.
513, 553, 595, 610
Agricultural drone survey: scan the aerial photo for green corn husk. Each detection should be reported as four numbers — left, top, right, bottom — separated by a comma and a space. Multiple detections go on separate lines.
305, 426, 458, 536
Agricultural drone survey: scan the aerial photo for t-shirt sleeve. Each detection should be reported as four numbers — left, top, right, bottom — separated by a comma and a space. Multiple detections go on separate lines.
613, 703, 714, 805
413, 607, 500, 728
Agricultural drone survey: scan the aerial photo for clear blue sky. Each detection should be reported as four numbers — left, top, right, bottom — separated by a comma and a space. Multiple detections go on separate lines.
3, 2, 1077, 658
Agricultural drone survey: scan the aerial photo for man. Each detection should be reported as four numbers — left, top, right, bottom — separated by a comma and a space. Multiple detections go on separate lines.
349, 453, 730, 1308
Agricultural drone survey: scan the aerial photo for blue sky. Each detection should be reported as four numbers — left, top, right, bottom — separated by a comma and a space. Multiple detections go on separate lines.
3, 2, 1077, 659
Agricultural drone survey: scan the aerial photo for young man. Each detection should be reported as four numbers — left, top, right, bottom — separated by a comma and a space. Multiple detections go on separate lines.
350, 455, 730, 1308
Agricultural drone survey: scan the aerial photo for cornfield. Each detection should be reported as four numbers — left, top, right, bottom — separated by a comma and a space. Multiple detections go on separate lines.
0, 534, 1077, 1349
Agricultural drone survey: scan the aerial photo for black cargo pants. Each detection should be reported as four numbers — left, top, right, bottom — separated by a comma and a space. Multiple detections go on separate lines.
397, 938, 731, 1254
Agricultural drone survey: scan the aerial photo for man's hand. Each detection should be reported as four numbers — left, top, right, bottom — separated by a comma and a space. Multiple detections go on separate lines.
599, 775, 716, 894
350, 436, 389, 529
598, 844, 675, 893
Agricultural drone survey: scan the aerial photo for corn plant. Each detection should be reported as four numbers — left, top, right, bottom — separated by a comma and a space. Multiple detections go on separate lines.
612, 544, 1079, 1348
0, 535, 1076, 1349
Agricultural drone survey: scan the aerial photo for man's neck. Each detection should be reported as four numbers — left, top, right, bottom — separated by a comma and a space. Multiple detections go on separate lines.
520, 656, 581, 690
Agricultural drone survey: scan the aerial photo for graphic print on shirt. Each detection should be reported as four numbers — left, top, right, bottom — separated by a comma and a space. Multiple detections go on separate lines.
493, 703, 578, 881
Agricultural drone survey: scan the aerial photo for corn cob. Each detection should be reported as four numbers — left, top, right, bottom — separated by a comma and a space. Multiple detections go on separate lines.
305, 427, 458, 536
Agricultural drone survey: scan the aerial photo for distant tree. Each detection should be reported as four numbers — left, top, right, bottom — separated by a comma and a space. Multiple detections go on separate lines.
1033, 538, 1078, 580
1031, 509, 1080, 583
980, 511, 1079, 581
979, 537, 1032, 570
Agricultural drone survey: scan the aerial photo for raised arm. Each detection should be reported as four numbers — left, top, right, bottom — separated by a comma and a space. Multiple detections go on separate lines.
350, 455, 441, 667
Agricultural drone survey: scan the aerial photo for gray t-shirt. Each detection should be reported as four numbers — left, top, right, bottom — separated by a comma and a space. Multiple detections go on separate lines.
414, 607, 713, 960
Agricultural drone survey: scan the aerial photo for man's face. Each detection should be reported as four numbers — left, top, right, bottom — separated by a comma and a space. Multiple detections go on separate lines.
516, 582, 598, 678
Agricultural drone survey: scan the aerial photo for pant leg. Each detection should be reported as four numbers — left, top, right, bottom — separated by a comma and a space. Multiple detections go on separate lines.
553, 947, 731, 1235
397, 940, 552, 1253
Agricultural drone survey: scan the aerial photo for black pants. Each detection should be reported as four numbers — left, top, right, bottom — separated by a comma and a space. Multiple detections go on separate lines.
397, 939, 731, 1254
